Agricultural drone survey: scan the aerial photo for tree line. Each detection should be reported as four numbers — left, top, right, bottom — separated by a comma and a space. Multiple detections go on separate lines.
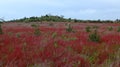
1, 14, 120, 23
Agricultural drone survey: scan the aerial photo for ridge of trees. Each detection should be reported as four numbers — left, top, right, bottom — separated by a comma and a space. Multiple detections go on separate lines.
2, 14, 120, 23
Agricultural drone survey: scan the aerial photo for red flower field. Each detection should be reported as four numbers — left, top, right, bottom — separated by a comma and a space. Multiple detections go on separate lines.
0, 22, 120, 67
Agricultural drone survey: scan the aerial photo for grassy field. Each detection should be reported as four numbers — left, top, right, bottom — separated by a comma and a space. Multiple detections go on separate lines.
0, 22, 120, 67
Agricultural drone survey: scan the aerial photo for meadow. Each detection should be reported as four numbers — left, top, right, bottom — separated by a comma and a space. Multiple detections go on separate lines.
0, 22, 120, 67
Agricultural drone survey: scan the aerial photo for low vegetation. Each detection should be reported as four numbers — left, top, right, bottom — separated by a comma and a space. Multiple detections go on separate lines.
89, 30, 100, 42
108, 26, 113, 31
86, 26, 91, 32
117, 26, 120, 32
0, 16, 120, 67
5, 14, 120, 23
31, 24, 41, 36
0, 24, 3, 34
66, 23, 73, 32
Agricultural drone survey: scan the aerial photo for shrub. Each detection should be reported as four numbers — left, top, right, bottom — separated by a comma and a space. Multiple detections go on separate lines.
0, 24, 3, 34
24, 19, 29, 23
108, 26, 113, 31
74, 19, 78, 22
89, 30, 100, 42
86, 26, 91, 32
34, 28, 41, 36
66, 24, 73, 32
117, 26, 120, 32
52, 32, 57, 38
31, 24, 41, 36
31, 24, 38, 28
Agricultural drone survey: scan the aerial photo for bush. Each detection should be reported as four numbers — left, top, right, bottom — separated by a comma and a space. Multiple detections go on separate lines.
34, 28, 41, 36
86, 26, 91, 32
108, 26, 113, 31
66, 24, 73, 32
89, 30, 100, 42
31, 24, 38, 28
74, 19, 78, 22
31, 24, 40, 36
24, 19, 29, 23
52, 32, 57, 38
0, 24, 3, 34
117, 26, 120, 32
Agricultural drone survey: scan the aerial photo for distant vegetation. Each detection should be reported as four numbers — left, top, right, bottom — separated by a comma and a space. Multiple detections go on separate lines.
0, 24, 3, 34
0, 18, 5, 23
1, 14, 120, 23
8, 14, 73, 22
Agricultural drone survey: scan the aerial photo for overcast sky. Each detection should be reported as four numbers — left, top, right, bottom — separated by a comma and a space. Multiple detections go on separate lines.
0, 0, 120, 20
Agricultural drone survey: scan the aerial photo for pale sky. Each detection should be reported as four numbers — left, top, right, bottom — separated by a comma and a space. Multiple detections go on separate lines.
0, 0, 120, 20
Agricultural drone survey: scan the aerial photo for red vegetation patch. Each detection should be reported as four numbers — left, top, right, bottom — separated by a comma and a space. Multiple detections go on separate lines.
0, 22, 120, 67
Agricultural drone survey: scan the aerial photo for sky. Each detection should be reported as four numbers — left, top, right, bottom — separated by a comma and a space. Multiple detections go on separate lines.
0, 0, 120, 20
